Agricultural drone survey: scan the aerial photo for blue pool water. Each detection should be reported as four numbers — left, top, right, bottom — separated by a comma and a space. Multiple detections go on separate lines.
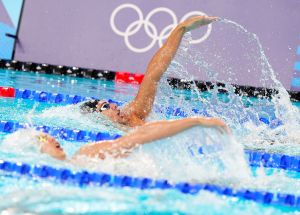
0, 69, 300, 214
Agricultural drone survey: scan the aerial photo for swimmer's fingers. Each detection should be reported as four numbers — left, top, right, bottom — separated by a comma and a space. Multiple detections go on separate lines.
207, 118, 231, 134
182, 15, 218, 31
204, 16, 219, 23
217, 121, 231, 134
215, 125, 231, 135
187, 15, 218, 25
214, 126, 224, 134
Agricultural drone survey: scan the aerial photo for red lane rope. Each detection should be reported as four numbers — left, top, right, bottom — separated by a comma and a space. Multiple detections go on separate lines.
115, 71, 144, 84
0, 87, 15, 98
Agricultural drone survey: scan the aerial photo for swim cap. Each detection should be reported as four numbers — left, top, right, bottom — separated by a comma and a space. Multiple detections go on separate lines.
79, 100, 100, 113
2, 128, 43, 153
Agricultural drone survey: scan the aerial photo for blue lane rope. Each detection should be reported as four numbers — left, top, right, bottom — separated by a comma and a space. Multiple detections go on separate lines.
0, 120, 121, 141
245, 150, 300, 171
13, 88, 283, 127
14, 88, 195, 117
0, 119, 299, 172
0, 159, 299, 209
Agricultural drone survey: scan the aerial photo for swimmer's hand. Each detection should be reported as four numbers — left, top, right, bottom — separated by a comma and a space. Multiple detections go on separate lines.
197, 117, 231, 134
181, 16, 218, 32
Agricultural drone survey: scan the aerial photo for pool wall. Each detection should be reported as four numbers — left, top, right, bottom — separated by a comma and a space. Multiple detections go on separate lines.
1, 60, 299, 101
12, 0, 300, 92
0, 0, 299, 91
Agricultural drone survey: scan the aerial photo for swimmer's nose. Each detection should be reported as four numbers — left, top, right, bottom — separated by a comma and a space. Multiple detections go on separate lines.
109, 103, 117, 110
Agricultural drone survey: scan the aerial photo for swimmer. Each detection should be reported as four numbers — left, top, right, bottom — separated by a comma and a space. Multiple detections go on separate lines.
34, 117, 229, 161
80, 16, 218, 127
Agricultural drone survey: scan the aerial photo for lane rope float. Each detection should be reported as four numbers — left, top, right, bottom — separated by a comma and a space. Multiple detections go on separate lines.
0, 86, 283, 127
0, 119, 299, 172
0, 159, 299, 209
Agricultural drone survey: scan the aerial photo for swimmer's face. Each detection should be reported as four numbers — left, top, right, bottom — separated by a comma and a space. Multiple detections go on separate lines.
39, 134, 66, 160
96, 101, 127, 124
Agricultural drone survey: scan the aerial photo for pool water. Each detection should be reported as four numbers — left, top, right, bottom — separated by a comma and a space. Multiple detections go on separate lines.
0, 175, 295, 214
0, 69, 300, 214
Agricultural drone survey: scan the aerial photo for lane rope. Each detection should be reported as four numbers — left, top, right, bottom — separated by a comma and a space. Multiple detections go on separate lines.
0, 86, 283, 127
0, 120, 299, 172
0, 120, 121, 141
14, 88, 204, 118
0, 159, 299, 208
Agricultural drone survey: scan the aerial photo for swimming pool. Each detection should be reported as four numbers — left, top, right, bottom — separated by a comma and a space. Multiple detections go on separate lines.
0, 69, 300, 214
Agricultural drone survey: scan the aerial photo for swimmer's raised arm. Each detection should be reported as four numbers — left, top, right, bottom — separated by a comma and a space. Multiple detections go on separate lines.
124, 16, 218, 120
74, 117, 228, 159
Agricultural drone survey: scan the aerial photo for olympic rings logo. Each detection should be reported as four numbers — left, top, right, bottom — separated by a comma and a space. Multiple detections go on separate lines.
110, 3, 212, 53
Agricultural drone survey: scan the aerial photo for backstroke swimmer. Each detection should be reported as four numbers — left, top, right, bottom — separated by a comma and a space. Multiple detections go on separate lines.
34, 117, 230, 161
80, 16, 219, 127
29, 15, 231, 162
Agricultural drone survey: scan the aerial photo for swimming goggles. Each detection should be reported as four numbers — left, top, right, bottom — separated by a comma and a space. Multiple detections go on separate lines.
98, 101, 110, 112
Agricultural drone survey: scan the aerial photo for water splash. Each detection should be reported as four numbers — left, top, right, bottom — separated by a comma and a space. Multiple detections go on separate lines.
76, 127, 251, 185
0, 126, 251, 185
154, 18, 300, 153
219, 19, 300, 148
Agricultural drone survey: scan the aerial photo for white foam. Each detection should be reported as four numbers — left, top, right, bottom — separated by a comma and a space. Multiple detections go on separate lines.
73, 127, 251, 185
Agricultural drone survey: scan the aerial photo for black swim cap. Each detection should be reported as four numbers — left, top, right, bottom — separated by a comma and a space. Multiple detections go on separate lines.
79, 100, 100, 113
